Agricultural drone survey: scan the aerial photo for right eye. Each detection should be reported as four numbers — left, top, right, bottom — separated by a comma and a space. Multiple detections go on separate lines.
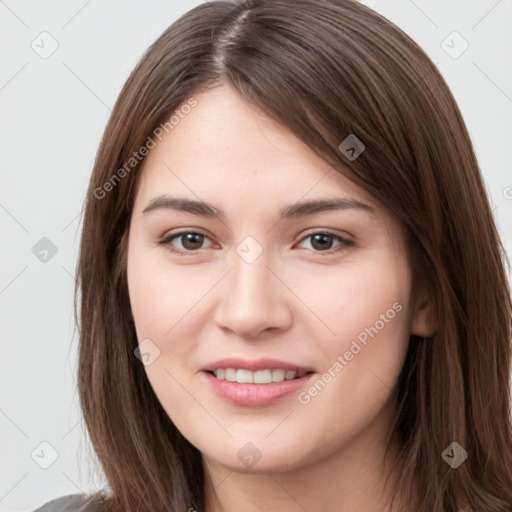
158, 230, 215, 255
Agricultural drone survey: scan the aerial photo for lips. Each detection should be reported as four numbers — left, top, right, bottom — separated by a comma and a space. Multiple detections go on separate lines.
201, 357, 315, 406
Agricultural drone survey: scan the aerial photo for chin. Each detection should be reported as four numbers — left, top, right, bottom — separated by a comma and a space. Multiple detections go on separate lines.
202, 438, 317, 475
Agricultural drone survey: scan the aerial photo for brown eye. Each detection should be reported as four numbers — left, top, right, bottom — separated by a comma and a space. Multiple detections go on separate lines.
179, 233, 205, 250
297, 231, 351, 254
158, 231, 214, 254
310, 234, 335, 251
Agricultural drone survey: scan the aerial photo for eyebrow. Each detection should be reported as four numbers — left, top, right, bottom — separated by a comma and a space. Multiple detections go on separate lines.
142, 195, 375, 220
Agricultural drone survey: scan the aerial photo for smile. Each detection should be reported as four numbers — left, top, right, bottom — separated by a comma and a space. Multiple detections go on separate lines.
211, 368, 309, 383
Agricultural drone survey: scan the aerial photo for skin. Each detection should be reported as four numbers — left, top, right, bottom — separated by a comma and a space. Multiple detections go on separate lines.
126, 81, 434, 512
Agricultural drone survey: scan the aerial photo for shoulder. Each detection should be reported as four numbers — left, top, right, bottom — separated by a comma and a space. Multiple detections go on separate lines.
32, 494, 107, 512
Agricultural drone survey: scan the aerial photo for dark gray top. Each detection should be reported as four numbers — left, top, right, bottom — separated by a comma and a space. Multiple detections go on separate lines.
32, 494, 104, 512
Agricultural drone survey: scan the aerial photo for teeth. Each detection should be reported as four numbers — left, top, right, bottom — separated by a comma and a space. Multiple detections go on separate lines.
212, 368, 306, 383
236, 369, 253, 383
254, 370, 272, 383
272, 369, 285, 382
225, 368, 237, 382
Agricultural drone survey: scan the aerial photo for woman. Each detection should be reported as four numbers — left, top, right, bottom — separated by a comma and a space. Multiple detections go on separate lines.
34, 0, 512, 511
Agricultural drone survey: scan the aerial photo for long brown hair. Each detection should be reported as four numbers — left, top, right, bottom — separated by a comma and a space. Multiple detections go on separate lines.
75, 1, 512, 511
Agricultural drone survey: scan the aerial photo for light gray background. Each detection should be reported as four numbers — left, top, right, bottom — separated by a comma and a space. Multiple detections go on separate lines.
1, 1, 511, 511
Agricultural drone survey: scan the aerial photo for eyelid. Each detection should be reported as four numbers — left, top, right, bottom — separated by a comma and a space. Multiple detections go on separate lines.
299, 227, 352, 241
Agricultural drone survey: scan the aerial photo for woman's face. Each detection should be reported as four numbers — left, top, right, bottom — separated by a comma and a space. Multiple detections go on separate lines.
127, 82, 430, 473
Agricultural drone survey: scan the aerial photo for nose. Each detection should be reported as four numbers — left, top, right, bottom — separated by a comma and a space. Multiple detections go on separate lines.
213, 254, 294, 339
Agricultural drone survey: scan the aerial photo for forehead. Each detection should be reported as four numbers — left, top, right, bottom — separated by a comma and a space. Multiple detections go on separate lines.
134, 82, 376, 209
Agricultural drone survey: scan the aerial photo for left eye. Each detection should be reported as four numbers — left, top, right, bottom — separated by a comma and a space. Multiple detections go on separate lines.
297, 232, 348, 253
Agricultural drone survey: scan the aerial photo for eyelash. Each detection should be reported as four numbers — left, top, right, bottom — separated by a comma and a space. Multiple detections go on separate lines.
157, 229, 353, 256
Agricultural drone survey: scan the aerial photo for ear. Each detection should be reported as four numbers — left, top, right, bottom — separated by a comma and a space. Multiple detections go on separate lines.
411, 281, 437, 337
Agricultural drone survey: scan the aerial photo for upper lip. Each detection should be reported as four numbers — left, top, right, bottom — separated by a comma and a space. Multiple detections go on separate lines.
202, 357, 314, 373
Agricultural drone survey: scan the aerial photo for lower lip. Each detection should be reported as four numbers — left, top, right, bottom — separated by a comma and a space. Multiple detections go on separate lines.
202, 371, 315, 407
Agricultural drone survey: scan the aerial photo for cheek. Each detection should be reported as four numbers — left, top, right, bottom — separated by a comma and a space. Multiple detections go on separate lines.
126, 251, 205, 424
292, 251, 412, 407
291, 250, 412, 344
296, 258, 411, 429
127, 246, 221, 395
127, 248, 206, 339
